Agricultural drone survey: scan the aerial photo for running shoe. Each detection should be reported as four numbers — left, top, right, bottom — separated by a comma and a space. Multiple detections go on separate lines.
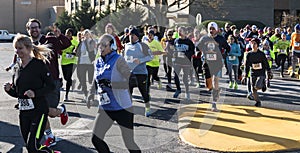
255, 101, 261, 107
157, 80, 162, 89
60, 104, 68, 125
247, 94, 254, 100
185, 92, 190, 100
173, 90, 181, 98
44, 136, 57, 147
228, 81, 233, 88
211, 102, 218, 112
145, 107, 151, 117
234, 82, 238, 90
166, 85, 173, 91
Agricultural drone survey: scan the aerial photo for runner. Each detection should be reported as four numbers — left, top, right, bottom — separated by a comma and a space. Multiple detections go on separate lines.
76, 29, 96, 102
164, 29, 176, 91
61, 28, 78, 101
172, 26, 195, 100
290, 24, 300, 77
243, 38, 272, 107
4, 34, 60, 153
191, 28, 203, 88
226, 35, 241, 89
273, 33, 290, 77
26, 18, 70, 147
145, 29, 165, 91
124, 27, 153, 117
91, 34, 141, 153
198, 22, 228, 111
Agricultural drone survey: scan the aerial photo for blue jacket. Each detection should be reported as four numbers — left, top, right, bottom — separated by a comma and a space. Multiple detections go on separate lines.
226, 43, 241, 65
94, 51, 132, 111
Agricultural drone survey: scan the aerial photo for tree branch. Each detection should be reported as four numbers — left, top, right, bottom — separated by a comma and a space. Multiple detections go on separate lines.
167, 0, 195, 13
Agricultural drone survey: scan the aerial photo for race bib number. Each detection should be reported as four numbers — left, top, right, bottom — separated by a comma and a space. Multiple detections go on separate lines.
252, 63, 262, 70
65, 53, 74, 59
279, 49, 286, 53
177, 52, 185, 58
18, 98, 34, 110
228, 56, 236, 61
206, 54, 217, 61
126, 56, 134, 63
295, 42, 300, 47
170, 45, 175, 50
97, 92, 111, 106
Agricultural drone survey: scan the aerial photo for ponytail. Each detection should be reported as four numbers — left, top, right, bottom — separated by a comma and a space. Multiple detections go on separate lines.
32, 44, 51, 63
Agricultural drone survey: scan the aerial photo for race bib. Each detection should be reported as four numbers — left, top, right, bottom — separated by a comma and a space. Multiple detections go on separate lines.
206, 54, 217, 61
18, 98, 34, 110
97, 92, 111, 106
279, 49, 286, 53
81, 51, 88, 57
126, 56, 134, 63
65, 53, 74, 59
295, 42, 300, 47
228, 56, 236, 61
177, 52, 185, 58
252, 63, 262, 70
170, 45, 175, 50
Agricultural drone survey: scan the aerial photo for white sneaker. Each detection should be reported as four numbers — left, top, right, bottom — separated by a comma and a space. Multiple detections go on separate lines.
185, 92, 190, 100
189, 80, 195, 86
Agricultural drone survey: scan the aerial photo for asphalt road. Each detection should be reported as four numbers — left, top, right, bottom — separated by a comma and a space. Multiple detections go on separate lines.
0, 42, 300, 153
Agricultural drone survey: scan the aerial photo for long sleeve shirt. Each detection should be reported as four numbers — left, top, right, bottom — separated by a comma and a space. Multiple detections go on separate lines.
245, 50, 270, 77
38, 34, 71, 80
124, 41, 153, 74
6, 58, 55, 114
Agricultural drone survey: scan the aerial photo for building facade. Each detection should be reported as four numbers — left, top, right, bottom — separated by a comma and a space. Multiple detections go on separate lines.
190, 0, 300, 27
0, 0, 64, 34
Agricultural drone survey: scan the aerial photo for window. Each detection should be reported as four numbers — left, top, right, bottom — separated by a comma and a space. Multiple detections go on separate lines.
71, 2, 74, 10
75, 1, 79, 10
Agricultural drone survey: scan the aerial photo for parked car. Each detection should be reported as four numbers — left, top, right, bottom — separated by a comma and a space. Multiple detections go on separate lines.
0, 30, 16, 42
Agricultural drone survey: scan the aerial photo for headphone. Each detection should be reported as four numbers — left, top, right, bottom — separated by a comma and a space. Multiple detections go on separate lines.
108, 34, 117, 51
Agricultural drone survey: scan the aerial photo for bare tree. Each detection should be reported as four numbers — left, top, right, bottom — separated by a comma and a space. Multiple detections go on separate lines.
281, 12, 300, 28
128, 0, 226, 27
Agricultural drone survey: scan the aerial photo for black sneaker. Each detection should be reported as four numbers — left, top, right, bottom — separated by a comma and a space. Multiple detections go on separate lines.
166, 85, 175, 92
262, 84, 267, 92
255, 101, 261, 107
173, 90, 181, 98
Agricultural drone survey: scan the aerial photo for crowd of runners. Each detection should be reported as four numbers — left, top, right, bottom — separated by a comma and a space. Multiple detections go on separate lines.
3, 17, 300, 153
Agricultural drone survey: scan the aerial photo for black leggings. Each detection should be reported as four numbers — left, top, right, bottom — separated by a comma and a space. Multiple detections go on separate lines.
146, 66, 160, 91
92, 108, 141, 153
129, 74, 149, 103
20, 112, 53, 153
277, 54, 287, 74
62, 64, 76, 95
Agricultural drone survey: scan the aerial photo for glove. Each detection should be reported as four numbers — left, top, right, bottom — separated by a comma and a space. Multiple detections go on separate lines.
267, 71, 273, 80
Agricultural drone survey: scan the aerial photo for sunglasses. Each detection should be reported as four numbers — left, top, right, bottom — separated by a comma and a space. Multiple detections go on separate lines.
167, 34, 173, 36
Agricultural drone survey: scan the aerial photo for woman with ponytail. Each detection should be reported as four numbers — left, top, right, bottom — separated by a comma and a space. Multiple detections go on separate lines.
4, 34, 61, 153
